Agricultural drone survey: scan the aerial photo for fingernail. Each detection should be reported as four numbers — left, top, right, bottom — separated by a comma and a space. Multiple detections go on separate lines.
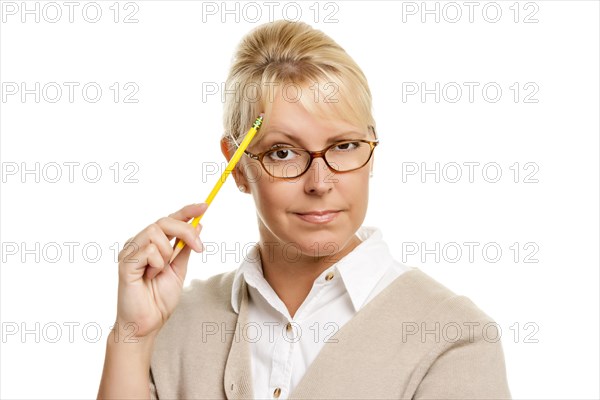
195, 237, 203, 251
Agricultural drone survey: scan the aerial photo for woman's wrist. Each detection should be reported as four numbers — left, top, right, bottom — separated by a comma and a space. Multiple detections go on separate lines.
106, 323, 158, 358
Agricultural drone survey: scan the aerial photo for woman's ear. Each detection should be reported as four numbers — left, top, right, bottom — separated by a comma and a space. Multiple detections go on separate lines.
220, 136, 248, 189
220, 136, 233, 161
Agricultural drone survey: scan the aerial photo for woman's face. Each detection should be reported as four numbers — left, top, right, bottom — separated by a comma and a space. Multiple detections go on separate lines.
227, 95, 375, 260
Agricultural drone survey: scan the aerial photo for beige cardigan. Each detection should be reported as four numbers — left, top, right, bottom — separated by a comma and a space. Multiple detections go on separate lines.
149, 267, 511, 399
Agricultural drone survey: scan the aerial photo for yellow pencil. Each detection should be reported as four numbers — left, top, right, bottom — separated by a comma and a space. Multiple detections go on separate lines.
169, 114, 264, 263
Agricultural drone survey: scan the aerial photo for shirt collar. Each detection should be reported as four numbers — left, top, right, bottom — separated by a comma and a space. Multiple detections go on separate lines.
231, 226, 393, 314
231, 243, 260, 314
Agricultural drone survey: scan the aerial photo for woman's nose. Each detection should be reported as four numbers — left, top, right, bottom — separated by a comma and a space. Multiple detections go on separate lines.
303, 157, 335, 194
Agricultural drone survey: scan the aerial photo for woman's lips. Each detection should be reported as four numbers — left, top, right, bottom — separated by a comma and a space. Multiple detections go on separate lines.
294, 210, 341, 224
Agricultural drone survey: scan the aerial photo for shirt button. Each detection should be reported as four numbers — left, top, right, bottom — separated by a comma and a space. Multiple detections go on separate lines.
273, 387, 282, 398
286, 322, 292, 332
325, 272, 335, 281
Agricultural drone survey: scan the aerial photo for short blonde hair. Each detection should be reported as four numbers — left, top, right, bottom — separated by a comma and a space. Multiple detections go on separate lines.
222, 20, 375, 147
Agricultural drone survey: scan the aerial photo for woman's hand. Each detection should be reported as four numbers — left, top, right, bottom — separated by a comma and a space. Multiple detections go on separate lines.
114, 203, 208, 339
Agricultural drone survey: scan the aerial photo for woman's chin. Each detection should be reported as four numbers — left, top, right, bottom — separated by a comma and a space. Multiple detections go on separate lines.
284, 234, 349, 260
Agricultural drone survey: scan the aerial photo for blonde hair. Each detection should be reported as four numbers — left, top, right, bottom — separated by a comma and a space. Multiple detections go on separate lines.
222, 20, 375, 147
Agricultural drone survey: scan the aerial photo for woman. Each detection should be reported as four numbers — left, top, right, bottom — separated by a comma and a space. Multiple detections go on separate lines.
98, 20, 511, 399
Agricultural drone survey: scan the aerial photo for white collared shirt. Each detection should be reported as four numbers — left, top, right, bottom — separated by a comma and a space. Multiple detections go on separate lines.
230, 226, 411, 400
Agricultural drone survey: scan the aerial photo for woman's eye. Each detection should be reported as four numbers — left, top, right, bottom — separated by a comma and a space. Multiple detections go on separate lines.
333, 141, 360, 151
267, 147, 298, 161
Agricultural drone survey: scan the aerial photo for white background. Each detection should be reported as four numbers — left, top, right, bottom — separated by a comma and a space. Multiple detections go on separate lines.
0, 1, 598, 398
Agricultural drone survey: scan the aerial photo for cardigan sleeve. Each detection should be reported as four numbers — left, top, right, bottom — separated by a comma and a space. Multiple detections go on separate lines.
412, 332, 512, 399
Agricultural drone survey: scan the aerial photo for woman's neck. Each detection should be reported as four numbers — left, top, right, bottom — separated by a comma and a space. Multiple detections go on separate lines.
257, 235, 362, 318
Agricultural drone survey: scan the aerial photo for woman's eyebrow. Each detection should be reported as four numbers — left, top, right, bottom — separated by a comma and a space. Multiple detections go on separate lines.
327, 131, 368, 141
260, 130, 367, 146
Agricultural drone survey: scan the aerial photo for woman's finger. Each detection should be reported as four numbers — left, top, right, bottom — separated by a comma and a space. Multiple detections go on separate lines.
119, 242, 162, 283
155, 217, 204, 253
163, 203, 208, 238
168, 203, 209, 222
169, 238, 194, 282
144, 243, 167, 281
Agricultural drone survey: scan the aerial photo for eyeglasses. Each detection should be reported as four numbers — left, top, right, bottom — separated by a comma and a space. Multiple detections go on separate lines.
230, 126, 379, 179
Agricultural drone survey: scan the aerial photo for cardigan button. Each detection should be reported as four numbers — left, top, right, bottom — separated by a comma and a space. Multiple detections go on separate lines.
325, 272, 335, 281
273, 387, 282, 398
286, 322, 292, 332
